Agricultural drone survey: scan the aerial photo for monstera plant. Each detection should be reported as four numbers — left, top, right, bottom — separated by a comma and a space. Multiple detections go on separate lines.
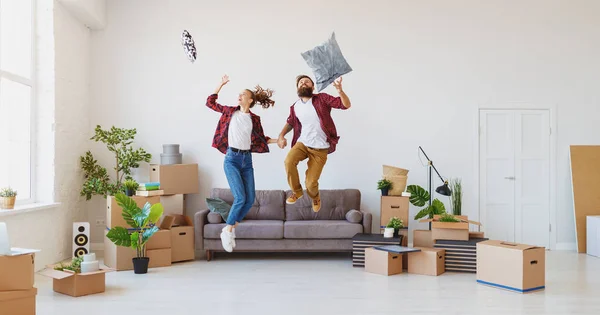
407, 185, 447, 227
106, 193, 164, 274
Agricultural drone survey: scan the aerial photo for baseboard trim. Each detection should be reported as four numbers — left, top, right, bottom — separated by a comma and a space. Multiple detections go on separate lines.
555, 242, 576, 251
91, 243, 103, 251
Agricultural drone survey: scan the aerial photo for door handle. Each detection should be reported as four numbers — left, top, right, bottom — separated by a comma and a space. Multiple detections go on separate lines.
504, 176, 515, 180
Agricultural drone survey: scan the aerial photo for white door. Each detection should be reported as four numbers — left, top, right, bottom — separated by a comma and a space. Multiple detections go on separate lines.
479, 109, 550, 248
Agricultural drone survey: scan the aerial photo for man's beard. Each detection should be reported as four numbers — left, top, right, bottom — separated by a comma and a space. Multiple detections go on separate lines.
297, 86, 314, 98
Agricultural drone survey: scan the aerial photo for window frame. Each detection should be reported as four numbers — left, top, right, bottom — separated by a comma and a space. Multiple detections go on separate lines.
0, 0, 37, 205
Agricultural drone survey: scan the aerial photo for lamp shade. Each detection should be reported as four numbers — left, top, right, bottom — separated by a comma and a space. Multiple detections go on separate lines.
436, 183, 452, 196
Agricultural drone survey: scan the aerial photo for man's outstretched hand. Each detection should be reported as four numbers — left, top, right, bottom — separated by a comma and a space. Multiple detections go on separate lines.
332, 76, 343, 92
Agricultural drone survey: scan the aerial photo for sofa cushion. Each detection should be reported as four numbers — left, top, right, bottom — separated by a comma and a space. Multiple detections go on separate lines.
284, 221, 363, 239
285, 189, 361, 221
207, 212, 223, 224
205, 197, 231, 221
345, 209, 362, 223
210, 188, 285, 220
204, 220, 284, 239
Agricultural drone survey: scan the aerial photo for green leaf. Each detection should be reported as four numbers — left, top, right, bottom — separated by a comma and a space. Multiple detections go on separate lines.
406, 185, 430, 207
431, 199, 446, 215
130, 232, 140, 249
141, 226, 159, 245
414, 206, 432, 220
106, 227, 132, 247
148, 203, 164, 224
116, 193, 141, 227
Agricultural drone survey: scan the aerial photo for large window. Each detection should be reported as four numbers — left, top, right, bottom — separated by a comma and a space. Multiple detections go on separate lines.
0, 0, 35, 204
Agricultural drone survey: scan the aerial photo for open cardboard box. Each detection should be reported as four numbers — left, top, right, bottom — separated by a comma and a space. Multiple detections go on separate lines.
0, 288, 37, 315
419, 215, 482, 241
38, 264, 114, 297
160, 215, 195, 262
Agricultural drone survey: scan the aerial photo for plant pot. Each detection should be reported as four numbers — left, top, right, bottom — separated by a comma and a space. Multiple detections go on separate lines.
383, 227, 394, 238
0, 197, 16, 210
132, 257, 150, 274
381, 188, 389, 196
124, 188, 134, 197
394, 228, 401, 238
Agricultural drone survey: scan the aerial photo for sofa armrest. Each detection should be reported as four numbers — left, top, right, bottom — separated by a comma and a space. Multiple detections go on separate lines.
194, 209, 210, 250
359, 210, 372, 234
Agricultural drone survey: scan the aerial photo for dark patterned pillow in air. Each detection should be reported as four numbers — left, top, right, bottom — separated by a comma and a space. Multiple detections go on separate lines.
301, 32, 352, 92
181, 30, 197, 63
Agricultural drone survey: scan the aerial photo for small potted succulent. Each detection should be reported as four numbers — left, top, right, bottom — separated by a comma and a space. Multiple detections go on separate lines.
0, 187, 17, 210
377, 178, 393, 196
123, 179, 139, 197
386, 217, 404, 237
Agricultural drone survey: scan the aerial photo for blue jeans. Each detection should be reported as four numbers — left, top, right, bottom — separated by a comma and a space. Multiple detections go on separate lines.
224, 148, 255, 225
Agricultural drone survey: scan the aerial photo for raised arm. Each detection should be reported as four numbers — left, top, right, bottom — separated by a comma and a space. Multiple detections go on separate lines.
205, 75, 230, 113
324, 77, 351, 109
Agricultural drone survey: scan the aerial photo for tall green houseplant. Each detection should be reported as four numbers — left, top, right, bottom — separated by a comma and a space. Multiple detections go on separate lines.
80, 125, 151, 200
407, 184, 447, 221
449, 178, 462, 215
106, 193, 164, 274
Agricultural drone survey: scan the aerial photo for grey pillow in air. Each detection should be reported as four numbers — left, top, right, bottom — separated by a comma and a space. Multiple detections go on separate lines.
345, 209, 362, 223
301, 32, 353, 92
206, 197, 231, 221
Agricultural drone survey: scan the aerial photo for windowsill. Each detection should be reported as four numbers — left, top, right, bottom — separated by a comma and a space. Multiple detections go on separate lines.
0, 202, 61, 217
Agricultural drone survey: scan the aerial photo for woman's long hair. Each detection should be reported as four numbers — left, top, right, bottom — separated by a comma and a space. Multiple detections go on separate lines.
247, 85, 275, 109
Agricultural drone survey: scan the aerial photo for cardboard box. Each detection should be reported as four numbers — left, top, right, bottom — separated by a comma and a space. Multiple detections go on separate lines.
146, 230, 172, 250
39, 266, 113, 297
0, 288, 36, 315
413, 230, 434, 248
150, 164, 199, 195
161, 215, 195, 262
476, 240, 546, 293
147, 248, 172, 268
364, 247, 403, 276
160, 194, 185, 218
380, 196, 409, 229
469, 231, 485, 239
420, 215, 482, 241
106, 195, 160, 228
103, 230, 136, 271
408, 248, 445, 276
0, 253, 35, 291
587, 216, 600, 257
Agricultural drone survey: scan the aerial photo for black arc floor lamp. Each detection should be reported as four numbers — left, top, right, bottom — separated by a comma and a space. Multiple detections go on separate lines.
419, 146, 452, 223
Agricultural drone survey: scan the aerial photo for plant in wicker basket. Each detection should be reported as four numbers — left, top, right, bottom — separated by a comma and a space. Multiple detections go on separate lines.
0, 187, 17, 210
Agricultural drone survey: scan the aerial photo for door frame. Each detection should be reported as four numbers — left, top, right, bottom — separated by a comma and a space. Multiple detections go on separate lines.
474, 103, 557, 250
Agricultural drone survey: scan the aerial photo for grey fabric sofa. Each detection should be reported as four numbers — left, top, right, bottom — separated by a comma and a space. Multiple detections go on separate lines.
194, 188, 372, 260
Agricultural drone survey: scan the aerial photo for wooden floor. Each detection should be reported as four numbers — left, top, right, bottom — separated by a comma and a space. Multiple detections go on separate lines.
34, 251, 600, 315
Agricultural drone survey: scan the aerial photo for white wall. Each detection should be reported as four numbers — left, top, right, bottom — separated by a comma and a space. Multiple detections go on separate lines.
2, 0, 93, 270
88, 0, 600, 248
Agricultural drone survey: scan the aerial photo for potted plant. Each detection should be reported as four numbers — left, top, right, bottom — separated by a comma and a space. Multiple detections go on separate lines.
0, 187, 17, 210
438, 213, 460, 222
386, 217, 404, 237
106, 193, 164, 274
123, 179, 139, 197
80, 125, 151, 201
377, 178, 393, 196
449, 178, 462, 216
407, 184, 447, 230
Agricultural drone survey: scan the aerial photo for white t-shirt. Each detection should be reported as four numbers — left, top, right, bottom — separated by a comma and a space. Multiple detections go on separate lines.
228, 110, 253, 150
294, 98, 330, 149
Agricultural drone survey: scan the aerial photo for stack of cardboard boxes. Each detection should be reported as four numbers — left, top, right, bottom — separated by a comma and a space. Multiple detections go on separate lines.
0, 251, 37, 315
104, 163, 199, 271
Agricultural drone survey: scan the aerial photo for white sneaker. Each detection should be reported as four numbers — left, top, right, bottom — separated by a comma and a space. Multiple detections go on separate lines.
231, 228, 237, 248
220, 227, 234, 252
